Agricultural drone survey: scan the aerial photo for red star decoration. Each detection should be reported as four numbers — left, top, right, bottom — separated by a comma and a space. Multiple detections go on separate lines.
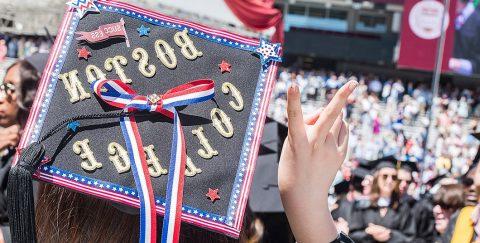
206, 188, 220, 202
218, 60, 231, 73
77, 47, 91, 60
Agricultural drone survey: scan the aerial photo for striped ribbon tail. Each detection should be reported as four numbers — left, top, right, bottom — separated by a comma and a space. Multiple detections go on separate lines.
161, 111, 186, 243
120, 116, 157, 243
91, 79, 215, 243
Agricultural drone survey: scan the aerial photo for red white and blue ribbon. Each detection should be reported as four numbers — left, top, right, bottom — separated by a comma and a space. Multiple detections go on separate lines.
92, 79, 215, 243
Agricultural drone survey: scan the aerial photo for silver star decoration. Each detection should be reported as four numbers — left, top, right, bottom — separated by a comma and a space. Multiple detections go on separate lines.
254, 39, 282, 65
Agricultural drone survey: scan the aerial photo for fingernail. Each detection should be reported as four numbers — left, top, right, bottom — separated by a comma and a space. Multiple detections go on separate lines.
349, 81, 358, 91
289, 82, 298, 93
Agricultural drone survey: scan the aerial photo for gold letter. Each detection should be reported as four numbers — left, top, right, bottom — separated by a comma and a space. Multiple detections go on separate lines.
192, 127, 218, 159
144, 145, 168, 177
185, 156, 202, 177
85, 64, 107, 84
59, 70, 91, 103
222, 82, 244, 111
211, 108, 234, 138
108, 142, 131, 174
154, 39, 177, 69
132, 47, 156, 78
73, 139, 102, 172
174, 29, 203, 60
104, 55, 132, 84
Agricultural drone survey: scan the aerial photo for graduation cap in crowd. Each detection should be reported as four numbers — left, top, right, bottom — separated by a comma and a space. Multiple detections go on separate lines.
368, 155, 398, 171
8, 1, 281, 242
349, 166, 370, 192
397, 157, 419, 173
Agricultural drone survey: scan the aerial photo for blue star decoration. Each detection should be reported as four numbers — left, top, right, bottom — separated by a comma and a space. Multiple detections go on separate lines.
67, 121, 80, 133
137, 25, 150, 37
66, 0, 100, 19
254, 39, 282, 66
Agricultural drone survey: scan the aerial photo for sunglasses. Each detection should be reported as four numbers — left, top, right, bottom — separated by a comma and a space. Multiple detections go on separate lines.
462, 177, 474, 187
0, 83, 16, 98
380, 173, 397, 181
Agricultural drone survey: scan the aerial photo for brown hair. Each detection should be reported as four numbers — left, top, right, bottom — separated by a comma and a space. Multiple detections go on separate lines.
433, 184, 464, 211
36, 184, 263, 243
5, 60, 41, 127
369, 172, 400, 210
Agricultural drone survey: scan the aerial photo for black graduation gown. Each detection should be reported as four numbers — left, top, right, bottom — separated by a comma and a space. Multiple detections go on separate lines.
410, 196, 436, 243
0, 149, 13, 225
332, 197, 355, 222
349, 202, 416, 243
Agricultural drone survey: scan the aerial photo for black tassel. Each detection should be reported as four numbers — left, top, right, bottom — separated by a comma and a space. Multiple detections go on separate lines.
7, 142, 45, 243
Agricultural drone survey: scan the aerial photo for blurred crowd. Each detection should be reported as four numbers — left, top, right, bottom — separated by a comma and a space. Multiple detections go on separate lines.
0, 35, 51, 61
270, 67, 480, 180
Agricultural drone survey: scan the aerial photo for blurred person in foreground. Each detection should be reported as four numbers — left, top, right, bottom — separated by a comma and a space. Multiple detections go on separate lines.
432, 183, 464, 243
450, 162, 480, 243
331, 166, 372, 235
0, 53, 46, 242
349, 156, 416, 242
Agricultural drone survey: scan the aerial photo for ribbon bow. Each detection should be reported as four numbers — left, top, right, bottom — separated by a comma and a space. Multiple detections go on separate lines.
92, 79, 215, 243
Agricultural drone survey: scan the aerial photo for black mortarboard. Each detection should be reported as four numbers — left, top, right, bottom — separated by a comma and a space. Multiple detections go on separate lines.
334, 180, 350, 195
8, 1, 282, 242
369, 155, 397, 171
397, 157, 419, 173
351, 167, 370, 192
352, 167, 370, 179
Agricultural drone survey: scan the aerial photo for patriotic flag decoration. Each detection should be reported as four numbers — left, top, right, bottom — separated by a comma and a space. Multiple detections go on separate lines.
66, 0, 100, 18
76, 18, 130, 47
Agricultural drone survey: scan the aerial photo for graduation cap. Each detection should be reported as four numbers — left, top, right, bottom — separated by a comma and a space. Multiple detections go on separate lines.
397, 157, 419, 173
368, 155, 397, 171
351, 167, 370, 192
8, 1, 281, 242
334, 180, 350, 195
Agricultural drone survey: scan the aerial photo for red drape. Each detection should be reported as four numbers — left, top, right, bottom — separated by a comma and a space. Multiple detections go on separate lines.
224, 0, 284, 43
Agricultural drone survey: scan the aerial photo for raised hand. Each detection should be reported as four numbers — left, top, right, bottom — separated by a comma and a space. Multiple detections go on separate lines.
278, 80, 357, 243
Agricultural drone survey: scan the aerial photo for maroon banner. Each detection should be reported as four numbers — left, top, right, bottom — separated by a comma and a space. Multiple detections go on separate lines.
398, 0, 456, 72
75, 18, 130, 47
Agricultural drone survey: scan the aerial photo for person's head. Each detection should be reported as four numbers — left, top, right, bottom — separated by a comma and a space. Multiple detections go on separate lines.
463, 165, 478, 206
433, 184, 464, 235
370, 167, 399, 209
374, 167, 398, 198
1, 59, 41, 128
36, 184, 263, 243
397, 168, 413, 195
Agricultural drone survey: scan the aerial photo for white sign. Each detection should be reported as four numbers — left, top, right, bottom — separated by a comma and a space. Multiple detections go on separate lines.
409, 0, 449, 40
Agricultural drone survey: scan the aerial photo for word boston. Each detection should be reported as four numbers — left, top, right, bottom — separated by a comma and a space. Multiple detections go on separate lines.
8, 1, 281, 243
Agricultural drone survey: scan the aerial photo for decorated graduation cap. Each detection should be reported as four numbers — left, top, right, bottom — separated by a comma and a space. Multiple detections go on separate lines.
8, 1, 281, 243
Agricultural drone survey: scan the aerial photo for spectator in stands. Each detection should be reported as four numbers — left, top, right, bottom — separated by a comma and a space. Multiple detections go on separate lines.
0, 53, 46, 242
